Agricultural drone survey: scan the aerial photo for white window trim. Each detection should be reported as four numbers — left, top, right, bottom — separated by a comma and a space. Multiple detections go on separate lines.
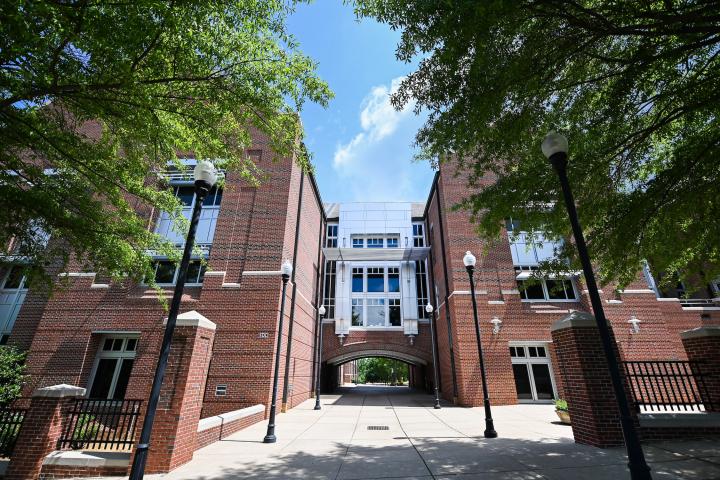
87, 335, 139, 400
518, 277, 579, 303
509, 342, 558, 403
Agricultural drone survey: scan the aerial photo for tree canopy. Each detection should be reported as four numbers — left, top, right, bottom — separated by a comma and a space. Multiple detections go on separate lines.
357, 357, 408, 384
1, 1, 331, 286
356, 1, 720, 289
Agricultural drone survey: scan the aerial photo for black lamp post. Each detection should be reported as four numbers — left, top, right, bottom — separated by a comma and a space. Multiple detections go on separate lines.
129, 160, 217, 480
542, 131, 651, 480
263, 259, 293, 443
463, 250, 497, 438
314, 304, 326, 410
425, 302, 442, 409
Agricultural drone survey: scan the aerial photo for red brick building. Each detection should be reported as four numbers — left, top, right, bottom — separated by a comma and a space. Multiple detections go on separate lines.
2, 139, 720, 475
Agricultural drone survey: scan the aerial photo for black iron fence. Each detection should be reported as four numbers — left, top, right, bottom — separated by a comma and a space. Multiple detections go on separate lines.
622, 360, 713, 412
0, 407, 26, 457
58, 398, 142, 451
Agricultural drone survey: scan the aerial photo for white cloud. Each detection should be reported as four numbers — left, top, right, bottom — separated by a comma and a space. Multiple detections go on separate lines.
329, 76, 431, 202
333, 77, 414, 169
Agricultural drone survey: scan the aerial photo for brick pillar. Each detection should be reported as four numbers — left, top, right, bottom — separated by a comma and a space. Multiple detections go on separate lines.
681, 326, 720, 412
550, 311, 626, 447
144, 311, 216, 474
5, 384, 86, 480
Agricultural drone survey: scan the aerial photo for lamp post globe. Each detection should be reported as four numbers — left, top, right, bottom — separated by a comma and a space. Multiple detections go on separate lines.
463, 250, 476, 268
542, 132, 651, 479
264, 260, 293, 443
193, 160, 218, 188
128, 161, 216, 480
425, 303, 433, 314
314, 304, 326, 410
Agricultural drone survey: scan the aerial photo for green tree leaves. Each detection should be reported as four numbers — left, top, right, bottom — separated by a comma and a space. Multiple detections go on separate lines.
1, 1, 331, 286
0, 346, 26, 407
356, 0, 719, 289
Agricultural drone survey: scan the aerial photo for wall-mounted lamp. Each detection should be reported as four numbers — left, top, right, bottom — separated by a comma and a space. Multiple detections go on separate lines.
408, 334, 415, 346
628, 315, 641, 334
338, 333, 345, 345
490, 317, 502, 335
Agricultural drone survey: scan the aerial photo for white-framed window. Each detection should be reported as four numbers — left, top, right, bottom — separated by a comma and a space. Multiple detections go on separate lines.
506, 218, 563, 267
366, 237, 384, 248
352, 238, 364, 249
415, 261, 429, 319
88, 336, 138, 400
349, 264, 402, 328
146, 259, 207, 286
509, 343, 557, 402
517, 277, 577, 302
412, 224, 425, 247
154, 184, 222, 248
0, 265, 28, 345
326, 224, 338, 248
386, 236, 399, 248
323, 261, 337, 318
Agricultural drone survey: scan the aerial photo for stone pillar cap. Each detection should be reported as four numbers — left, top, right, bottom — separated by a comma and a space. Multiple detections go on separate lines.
551, 310, 597, 332
32, 384, 86, 398
163, 310, 216, 330
680, 325, 720, 340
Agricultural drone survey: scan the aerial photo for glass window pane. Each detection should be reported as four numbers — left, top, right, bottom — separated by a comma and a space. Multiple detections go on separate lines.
366, 299, 385, 326
389, 300, 401, 326
563, 279, 577, 299
546, 280, 568, 300
175, 186, 195, 206
386, 237, 398, 248
112, 359, 134, 401
532, 364, 554, 400
2, 266, 24, 289
367, 268, 384, 292
352, 268, 363, 293
367, 238, 383, 248
518, 280, 544, 300
388, 268, 399, 293
185, 261, 205, 284
352, 238, 364, 248
155, 261, 176, 284
112, 338, 123, 351
351, 299, 363, 326
512, 364, 533, 400
202, 187, 222, 206
125, 338, 137, 352
102, 338, 114, 351
89, 358, 118, 399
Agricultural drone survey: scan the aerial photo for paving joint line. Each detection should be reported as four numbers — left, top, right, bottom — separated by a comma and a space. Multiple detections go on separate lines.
333, 391, 367, 480
387, 393, 437, 480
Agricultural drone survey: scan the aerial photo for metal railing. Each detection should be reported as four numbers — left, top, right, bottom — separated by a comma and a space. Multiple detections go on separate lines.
622, 360, 713, 412
58, 399, 142, 451
0, 407, 26, 457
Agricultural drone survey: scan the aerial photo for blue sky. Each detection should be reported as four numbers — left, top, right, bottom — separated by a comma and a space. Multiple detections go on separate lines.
287, 1, 434, 203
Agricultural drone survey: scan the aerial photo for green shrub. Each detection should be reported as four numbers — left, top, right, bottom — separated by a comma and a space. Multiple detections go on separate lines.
555, 399, 568, 412
0, 346, 27, 407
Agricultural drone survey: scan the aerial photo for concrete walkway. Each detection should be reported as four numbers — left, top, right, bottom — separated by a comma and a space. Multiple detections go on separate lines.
150, 385, 720, 480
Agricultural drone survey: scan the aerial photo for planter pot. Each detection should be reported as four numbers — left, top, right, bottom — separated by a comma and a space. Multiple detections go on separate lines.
556, 410, 571, 425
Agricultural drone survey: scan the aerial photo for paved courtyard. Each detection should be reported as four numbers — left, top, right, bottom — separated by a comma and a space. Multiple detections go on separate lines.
150, 385, 720, 480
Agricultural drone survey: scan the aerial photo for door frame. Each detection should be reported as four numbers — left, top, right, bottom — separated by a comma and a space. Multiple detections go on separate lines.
508, 341, 558, 404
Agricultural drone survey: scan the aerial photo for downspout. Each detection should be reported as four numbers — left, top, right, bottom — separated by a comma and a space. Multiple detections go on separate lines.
281, 170, 305, 412
435, 176, 460, 402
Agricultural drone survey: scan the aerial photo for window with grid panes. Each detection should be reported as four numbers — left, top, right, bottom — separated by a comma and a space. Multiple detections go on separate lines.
88, 336, 138, 400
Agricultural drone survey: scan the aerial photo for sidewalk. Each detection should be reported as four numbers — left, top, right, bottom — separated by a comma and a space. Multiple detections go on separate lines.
143, 385, 720, 479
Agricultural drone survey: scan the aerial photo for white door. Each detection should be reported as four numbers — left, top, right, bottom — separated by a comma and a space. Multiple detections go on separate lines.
510, 343, 557, 403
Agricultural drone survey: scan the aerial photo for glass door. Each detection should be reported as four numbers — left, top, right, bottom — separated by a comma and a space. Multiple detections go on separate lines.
510, 344, 557, 402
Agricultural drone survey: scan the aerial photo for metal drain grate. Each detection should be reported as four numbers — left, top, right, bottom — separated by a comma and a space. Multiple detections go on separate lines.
367, 425, 390, 431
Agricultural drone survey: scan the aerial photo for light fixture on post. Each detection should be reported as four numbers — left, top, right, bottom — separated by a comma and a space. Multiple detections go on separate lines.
314, 305, 326, 411
425, 302, 442, 409
628, 315, 641, 334
263, 259, 293, 444
542, 131, 651, 479
490, 317, 503, 335
463, 250, 497, 438
129, 160, 217, 480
